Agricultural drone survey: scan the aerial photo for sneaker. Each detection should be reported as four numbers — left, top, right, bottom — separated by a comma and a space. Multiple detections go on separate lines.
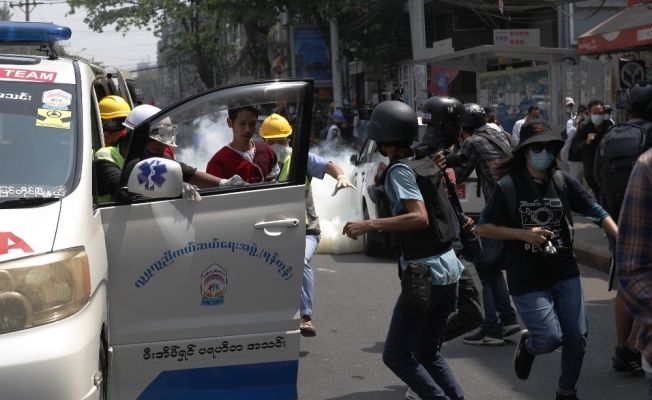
463, 328, 505, 345
513, 330, 535, 380
612, 345, 644, 376
555, 391, 579, 400
405, 387, 421, 400
502, 314, 521, 337
300, 316, 316, 337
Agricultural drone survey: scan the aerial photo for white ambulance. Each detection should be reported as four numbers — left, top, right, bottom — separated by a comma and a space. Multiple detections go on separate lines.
0, 22, 310, 399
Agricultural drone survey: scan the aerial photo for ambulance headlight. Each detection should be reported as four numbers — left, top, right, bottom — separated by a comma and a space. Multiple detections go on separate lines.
0, 248, 90, 334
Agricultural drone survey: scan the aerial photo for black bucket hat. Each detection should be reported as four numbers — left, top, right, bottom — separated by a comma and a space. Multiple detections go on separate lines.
512, 119, 564, 154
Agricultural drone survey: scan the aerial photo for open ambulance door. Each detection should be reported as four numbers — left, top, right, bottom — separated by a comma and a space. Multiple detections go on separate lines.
99, 79, 313, 399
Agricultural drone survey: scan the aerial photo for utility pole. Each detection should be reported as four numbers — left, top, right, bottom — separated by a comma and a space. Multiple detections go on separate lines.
10, 0, 43, 22
330, 18, 343, 111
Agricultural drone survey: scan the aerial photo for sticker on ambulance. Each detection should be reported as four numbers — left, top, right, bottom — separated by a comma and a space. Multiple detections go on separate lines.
201, 264, 228, 306
0, 68, 57, 83
41, 89, 72, 110
35, 108, 72, 129
0, 232, 33, 255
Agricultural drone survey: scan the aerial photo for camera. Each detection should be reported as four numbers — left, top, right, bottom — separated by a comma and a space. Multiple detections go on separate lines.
541, 234, 557, 265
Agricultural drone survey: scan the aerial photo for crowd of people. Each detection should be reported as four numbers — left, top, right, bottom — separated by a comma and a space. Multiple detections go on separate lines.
341, 80, 652, 400
94, 82, 652, 399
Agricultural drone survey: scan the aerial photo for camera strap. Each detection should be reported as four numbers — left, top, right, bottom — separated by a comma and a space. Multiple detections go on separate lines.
523, 169, 574, 246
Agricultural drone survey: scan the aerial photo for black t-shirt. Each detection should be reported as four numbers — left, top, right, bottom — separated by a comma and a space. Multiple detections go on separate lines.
572, 119, 613, 175
480, 170, 597, 295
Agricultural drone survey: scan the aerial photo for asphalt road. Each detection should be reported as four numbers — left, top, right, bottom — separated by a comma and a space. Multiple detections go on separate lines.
297, 253, 645, 400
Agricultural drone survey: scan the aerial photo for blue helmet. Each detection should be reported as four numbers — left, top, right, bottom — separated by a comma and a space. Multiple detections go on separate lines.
333, 111, 344, 121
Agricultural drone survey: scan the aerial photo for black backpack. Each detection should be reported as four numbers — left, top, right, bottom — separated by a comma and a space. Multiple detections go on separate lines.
598, 121, 652, 219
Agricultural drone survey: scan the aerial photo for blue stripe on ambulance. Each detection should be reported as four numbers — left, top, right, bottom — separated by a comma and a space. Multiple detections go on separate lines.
137, 360, 299, 399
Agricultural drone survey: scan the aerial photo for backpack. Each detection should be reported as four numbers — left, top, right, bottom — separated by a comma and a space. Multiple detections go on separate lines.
475, 126, 516, 157
598, 121, 652, 219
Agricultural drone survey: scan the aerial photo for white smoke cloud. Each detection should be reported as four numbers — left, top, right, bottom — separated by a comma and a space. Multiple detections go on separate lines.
175, 116, 364, 255
311, 145, 363, 255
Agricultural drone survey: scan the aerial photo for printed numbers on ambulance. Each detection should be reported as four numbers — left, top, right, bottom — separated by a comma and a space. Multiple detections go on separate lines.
456, 184, 466, 200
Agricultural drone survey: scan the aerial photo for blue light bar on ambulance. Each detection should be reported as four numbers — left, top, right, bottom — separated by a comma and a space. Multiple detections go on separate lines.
0, 22, 71, 43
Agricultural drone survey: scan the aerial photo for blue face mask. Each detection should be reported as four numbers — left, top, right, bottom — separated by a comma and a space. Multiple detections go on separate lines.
528, 150, 555, 171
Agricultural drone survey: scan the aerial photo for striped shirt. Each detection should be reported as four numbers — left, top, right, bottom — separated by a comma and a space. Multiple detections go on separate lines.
453, 125, 512, 202
616, 148, 652, 369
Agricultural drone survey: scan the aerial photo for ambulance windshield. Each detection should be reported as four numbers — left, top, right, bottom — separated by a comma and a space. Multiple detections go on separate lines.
0, 82, 76, 199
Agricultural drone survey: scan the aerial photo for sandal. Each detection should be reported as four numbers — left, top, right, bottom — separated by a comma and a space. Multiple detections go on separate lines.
300, 318, 316, 337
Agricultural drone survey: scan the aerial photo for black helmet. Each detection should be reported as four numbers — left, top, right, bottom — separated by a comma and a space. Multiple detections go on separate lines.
421, 96, 464, 127
462, 103, 486, 130
625, 80, 652, 117
368, 101, 418, 143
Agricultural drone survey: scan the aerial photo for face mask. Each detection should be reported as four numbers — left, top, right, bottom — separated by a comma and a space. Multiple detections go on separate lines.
566, 107, 573, 114
591, 115, 604, 125
528, 150, 555, 171
605, 114, 611, 120
271, 144, 291, 161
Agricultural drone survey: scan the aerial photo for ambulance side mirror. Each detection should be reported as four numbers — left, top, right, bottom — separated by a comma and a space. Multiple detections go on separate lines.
126, 157, 183, 199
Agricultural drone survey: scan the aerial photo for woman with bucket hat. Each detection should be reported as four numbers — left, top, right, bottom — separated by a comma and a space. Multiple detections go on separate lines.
477, 119, 618, 400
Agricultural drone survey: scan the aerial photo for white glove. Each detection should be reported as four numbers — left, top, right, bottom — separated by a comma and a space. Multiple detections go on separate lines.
219, 175, 249, 187
182, 183, 202, 202
332, 174, 355, 196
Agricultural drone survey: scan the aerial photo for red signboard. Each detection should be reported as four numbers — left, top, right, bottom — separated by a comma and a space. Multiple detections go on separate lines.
0, 68, 57, 83
456, 184, 466, 200
578, 22, 652, 55
628, 0, 652, 6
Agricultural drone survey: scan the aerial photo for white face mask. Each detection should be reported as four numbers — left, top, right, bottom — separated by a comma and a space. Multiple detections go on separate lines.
271, 143, 291, 161
566, 106, 573, 114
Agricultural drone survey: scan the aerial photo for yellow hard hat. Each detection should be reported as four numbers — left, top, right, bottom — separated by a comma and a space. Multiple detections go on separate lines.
259, 113, 292, 139
99, 95, 131, 120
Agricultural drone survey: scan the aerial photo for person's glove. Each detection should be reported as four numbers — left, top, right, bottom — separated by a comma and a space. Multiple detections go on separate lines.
182, 183, 202, 202
219, 175, 249, 187
332, 174, 355, 196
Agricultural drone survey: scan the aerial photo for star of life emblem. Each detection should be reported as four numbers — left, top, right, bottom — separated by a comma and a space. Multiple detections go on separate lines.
137, 159, 168, 191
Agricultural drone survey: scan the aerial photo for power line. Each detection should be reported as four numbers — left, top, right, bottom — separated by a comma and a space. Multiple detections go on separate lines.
9, 0, 43, 21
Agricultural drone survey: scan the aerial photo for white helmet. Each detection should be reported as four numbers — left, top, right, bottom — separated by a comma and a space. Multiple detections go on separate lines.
123, 104, 161, 130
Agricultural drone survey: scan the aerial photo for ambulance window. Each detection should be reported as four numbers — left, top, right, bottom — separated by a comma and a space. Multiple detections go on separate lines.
142, 81, 311, 192
0, 83, 77, 199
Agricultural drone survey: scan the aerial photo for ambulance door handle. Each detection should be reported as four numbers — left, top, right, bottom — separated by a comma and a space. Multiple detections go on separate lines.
254, 219, 300, 229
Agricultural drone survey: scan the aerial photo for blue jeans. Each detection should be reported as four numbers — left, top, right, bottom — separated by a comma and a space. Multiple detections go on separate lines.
301, 234, 320, 318
512, 276, 588, 393
474, 237, 515, 332
383, 283, 464, 400
646, 372, 652, 400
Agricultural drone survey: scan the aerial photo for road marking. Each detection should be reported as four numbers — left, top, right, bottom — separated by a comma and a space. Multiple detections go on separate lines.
316, 268, 336, 273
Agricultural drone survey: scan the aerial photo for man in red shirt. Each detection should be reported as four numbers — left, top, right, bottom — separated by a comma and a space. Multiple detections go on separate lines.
206, 104, 279, 183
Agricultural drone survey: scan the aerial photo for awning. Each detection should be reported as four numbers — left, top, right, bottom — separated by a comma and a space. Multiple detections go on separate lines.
577, 4, 652, 55
414, 45, 571, 73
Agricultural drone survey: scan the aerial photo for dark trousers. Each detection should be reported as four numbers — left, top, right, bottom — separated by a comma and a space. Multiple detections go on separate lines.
475, 237, 516, 332
383, 283, 465, 400
443, 256, 484, 342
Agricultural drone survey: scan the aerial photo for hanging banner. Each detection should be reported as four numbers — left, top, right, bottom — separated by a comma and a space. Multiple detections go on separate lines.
289, 26, 332, 82
428, 68, 459, 96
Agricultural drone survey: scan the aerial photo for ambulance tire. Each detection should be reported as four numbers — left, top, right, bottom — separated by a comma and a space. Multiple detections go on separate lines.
362, 205, 383, 257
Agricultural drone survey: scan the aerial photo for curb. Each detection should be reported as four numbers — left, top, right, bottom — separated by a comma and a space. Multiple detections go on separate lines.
574, 241, 611, 274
